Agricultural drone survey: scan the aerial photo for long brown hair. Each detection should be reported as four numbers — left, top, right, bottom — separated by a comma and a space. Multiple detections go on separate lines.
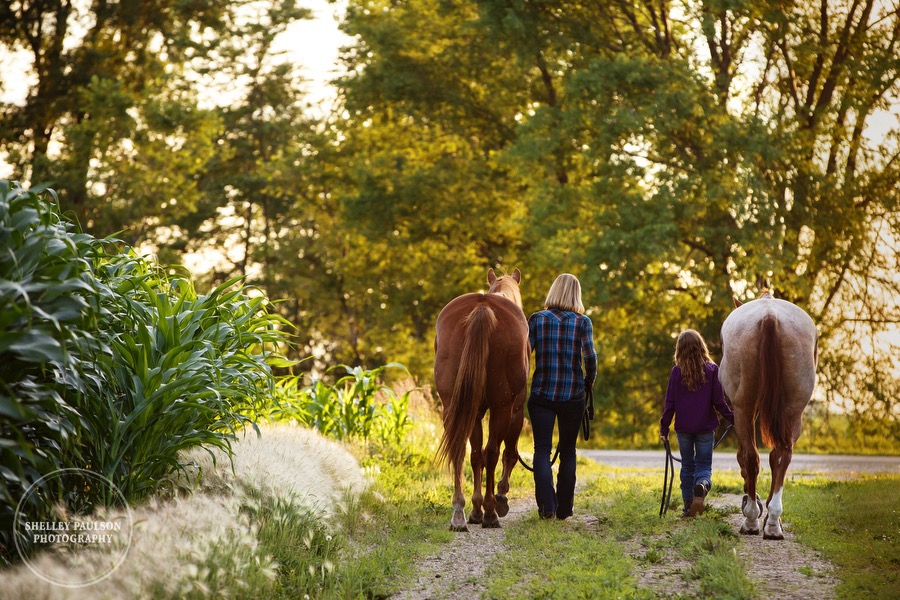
675, 330, 713, 391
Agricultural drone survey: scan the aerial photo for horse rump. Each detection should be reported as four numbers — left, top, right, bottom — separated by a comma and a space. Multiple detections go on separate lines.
435, 303, 497, 469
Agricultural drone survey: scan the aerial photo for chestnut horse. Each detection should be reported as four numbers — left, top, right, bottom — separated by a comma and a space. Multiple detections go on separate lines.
719, 291, 818, 540
434, 268, 529, 531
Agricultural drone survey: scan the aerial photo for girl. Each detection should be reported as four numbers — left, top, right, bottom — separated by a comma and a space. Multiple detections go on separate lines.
528, 273, 597, 520
659, 330, 734, 517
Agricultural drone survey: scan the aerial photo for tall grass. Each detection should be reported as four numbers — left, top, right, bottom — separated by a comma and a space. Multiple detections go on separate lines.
0, 181, 291, 561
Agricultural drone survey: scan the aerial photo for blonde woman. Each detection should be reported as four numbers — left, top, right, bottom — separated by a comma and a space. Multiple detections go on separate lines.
659, 330, 735, 517
527, 273, 597, 520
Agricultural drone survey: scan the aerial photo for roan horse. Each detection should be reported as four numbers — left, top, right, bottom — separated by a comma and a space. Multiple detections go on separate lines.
719, 290, 818, 540
434, 268, 529, 531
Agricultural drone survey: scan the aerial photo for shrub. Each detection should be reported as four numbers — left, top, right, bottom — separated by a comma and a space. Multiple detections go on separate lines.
0, 181, 291, 561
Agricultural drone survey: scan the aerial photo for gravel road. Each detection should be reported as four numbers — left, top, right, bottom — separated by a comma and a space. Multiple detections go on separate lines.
579, 449, 900, 475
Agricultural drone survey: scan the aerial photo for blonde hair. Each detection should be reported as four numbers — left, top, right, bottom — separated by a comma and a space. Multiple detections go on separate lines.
675, 329, 712, 391
544, 273, 585, 313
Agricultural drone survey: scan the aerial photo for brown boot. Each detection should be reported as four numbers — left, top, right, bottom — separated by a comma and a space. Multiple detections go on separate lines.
689, 481, 710, 516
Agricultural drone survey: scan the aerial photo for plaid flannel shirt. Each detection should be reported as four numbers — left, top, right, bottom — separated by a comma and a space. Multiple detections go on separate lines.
528, 309, 597, 402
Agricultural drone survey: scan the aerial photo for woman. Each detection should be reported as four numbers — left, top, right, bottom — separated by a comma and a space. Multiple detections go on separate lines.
528, 273, 597, 520
659, 329, 734, 517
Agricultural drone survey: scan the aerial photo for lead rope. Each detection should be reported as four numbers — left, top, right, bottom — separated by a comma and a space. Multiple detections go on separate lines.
518, 388, 593, 473
659, 424, 733, 517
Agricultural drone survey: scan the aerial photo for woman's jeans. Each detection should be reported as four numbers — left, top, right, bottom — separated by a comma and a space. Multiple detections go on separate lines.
676, 431, 714, 506
528, 395, 584, 519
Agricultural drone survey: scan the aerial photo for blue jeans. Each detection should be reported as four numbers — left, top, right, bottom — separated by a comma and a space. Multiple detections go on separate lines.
676, 431, 714, 507
528, 395, 584, 519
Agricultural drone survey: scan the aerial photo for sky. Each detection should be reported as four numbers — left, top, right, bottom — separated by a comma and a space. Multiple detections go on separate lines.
274, 0, 352, 111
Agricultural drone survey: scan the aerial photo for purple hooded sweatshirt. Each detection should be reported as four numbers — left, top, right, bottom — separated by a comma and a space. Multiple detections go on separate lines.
659, 362, 734, 436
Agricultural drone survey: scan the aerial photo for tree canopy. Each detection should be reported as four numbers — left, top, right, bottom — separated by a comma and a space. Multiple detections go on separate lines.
2, 0, 897, 444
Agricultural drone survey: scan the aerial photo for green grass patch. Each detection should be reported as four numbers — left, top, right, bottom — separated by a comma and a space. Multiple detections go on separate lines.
788, 475, 900, 598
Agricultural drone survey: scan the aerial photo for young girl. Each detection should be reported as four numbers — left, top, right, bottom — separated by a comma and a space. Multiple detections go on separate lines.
659, 330, 734, 517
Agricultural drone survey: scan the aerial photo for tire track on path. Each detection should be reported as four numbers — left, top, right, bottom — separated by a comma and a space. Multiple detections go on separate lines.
389, 492, 532, 600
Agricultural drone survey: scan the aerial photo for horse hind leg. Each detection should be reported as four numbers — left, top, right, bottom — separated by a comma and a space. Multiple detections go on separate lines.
737, 428, 763, 535
764, 443, 793, 540
496, 394, 526, 518
467, 417, 485, 525
480, 409, 507, 528
450, 454, 468, 532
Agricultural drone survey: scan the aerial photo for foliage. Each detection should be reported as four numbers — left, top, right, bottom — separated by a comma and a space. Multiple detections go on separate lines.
0, 181, 290, 560
0, 180, 98, 557
267, 363, 414, 448
2, 0, 899, 446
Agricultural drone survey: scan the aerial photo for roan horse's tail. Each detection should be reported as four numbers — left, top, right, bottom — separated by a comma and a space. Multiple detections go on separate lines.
756, 313, 792, 448
436, 303, 497, 469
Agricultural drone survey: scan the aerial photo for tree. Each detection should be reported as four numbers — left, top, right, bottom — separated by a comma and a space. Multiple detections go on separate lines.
334, 0, 899, 440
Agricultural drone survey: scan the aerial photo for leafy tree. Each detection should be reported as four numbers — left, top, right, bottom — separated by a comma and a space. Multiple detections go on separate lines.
335, 0, 899, 440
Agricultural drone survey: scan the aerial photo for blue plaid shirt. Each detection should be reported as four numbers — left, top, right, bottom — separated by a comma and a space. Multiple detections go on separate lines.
528, 309, 597, 402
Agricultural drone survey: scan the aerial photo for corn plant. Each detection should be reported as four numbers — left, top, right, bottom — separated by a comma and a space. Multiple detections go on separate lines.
82, 254, 294, 503
0, 181, 99, 558
269, 363, 414, 447
0, 180, 293, 560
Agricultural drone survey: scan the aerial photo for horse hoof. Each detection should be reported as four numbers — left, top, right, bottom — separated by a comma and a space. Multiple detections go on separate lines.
467, 515, 483, 525
450, 524, 469, 532
740, 526, 760, 535
482, 519, 501, 529
496, 495, 509, 517
763, 532, 785, 540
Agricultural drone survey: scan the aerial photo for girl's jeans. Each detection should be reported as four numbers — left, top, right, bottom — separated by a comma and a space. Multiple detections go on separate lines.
528, 395, 584, 519
676, 431, 714, 507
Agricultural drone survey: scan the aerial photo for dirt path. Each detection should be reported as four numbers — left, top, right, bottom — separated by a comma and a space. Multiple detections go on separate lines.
710, 493, 839, 598
390, 485, 840, 599
631, 493, 840, 599
389, 492, 533, 600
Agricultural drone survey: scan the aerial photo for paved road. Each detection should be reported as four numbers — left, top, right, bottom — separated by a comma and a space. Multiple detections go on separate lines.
579, 449, 900, 475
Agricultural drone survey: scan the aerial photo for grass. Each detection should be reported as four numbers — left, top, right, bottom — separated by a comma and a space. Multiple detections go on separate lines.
787, 475, 900, 598
482, 458, 755, 599
249, 434, 898, 600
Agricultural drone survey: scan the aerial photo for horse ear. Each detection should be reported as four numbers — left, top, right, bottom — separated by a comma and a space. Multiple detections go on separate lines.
487, 268, 497, 285
512, 268, 521, 283
733, 296, 743, 308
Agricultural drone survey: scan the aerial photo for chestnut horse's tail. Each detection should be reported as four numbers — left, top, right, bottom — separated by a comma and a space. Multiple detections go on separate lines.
436, 303, 497, 469
756, 313, 791, 448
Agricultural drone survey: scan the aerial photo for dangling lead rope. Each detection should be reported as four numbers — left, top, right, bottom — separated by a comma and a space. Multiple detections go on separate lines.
518, 388, 594, 473
659, 424, 733, 517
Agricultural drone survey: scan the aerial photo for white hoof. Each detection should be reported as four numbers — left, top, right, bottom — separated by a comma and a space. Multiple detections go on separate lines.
740, 494, 763, 535
763, 513, 784, 540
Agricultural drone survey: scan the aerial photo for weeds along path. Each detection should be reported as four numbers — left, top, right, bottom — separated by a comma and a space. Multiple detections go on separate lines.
390, 491, 533, 600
